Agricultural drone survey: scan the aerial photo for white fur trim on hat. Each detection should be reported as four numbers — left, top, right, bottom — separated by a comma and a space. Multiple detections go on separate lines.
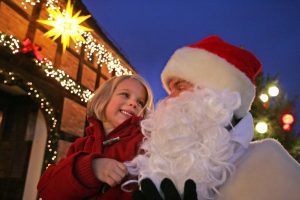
161, 47, 255, 119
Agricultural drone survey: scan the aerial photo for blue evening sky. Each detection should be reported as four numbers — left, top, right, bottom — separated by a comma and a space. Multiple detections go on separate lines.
82, 0, 300, 132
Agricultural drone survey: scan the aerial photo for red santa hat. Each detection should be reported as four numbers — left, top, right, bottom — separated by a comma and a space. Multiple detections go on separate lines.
161, 36, 262, 118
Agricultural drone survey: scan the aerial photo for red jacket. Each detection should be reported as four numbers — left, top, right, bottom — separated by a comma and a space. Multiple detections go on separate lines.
38, 116, 143, 200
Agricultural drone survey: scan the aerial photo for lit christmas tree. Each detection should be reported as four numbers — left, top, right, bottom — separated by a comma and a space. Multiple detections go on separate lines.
251, 74, 300, 161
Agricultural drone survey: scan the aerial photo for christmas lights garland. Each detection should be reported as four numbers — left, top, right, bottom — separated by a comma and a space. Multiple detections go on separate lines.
34, 59, 94, 103
0, 31, 93, 168
0, 32, 93, 102
21, 0, 58, 10
76, 32, 133, 77
0, 68, 58, 169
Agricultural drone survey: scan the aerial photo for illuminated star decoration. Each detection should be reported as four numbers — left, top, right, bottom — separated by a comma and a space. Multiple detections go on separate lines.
37, 0, 93, 52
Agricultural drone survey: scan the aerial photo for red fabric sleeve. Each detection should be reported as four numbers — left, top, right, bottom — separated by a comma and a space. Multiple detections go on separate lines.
37, 152, 104, 200
75, 152, 103, 188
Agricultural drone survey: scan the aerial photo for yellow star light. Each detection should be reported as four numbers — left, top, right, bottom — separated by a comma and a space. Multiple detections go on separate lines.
38, 0, 92, 52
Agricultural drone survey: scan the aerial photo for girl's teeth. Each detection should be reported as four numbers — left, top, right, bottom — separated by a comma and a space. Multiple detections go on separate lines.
121, 110, 132, 116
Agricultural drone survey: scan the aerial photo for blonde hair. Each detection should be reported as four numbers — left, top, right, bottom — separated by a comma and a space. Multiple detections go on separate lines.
87, 74, 154, 121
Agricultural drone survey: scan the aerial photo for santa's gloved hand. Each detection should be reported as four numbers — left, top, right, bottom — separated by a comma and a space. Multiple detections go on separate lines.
133, 178, 197, 200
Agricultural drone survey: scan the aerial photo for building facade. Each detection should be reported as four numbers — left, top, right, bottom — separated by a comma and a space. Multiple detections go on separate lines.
0, 0, 135, 199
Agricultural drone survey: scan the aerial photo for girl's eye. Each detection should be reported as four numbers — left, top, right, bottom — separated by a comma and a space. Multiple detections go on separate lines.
119, 92, 129, 98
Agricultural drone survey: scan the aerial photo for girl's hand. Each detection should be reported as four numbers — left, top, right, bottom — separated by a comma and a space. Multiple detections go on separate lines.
92, 158, 128, 187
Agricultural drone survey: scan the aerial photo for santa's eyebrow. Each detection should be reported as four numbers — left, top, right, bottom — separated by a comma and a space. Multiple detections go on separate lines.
175, 80, 189, 87
174, 80, 184, 85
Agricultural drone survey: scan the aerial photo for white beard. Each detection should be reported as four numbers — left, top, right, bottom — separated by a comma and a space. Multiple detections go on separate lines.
126, 88, 241, 199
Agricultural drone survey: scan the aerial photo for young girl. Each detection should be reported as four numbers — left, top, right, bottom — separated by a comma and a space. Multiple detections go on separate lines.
37, 75, 154, 200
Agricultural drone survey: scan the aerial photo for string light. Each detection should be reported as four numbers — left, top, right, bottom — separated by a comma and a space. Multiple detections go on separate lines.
0, 34, 20, 53
268, 85, 279, 97
0, 31, 132, 102
35, 59, 93, 102
21, 0, 41, 10
282, 124, 291, 131
255, 121, 268, 134
76, 32, 133, 76
259, 93, 269, 103
281, 113, 295, 132
21, 0, 58, 10
0, 31, 90, 168
45, 0, 59, 10
0, 69, 59, 170
1, 31, 94, 102
282, 113, 295, 125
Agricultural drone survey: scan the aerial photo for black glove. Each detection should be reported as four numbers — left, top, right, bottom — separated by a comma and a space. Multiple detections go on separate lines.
133, 178, 197, 200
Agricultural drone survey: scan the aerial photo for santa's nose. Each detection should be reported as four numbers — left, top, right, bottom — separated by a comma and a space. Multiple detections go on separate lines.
168, 90, 181, 98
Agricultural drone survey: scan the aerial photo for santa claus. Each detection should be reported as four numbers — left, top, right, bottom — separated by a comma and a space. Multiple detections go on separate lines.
129, 36, 300, 200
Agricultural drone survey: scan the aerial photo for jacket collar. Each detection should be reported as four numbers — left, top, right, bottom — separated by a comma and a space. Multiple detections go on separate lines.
86, 116, 142, 136
230, 112, 254, 149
